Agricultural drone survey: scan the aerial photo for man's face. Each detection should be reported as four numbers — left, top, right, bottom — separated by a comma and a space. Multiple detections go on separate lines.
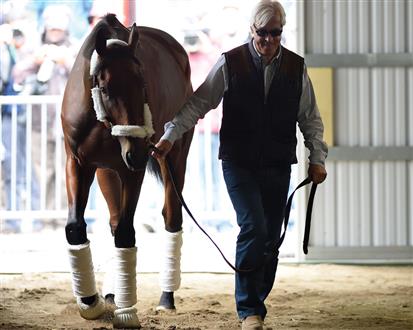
45, 28, 66, 44
251, 15, 282, 60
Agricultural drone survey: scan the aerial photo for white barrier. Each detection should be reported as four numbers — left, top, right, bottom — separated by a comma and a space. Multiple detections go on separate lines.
0, 95, 233, 234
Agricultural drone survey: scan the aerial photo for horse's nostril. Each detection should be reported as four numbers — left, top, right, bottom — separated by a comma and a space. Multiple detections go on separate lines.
126, 152, 136, 168
125, 150, 148, 171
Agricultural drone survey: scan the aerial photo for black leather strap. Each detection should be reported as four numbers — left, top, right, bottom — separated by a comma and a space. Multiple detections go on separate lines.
274, 177, 316, 255
151, 145, 317, 272
303, 181, 317, 254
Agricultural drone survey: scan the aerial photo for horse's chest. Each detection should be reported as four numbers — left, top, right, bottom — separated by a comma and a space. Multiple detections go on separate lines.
76, 127, 121, 168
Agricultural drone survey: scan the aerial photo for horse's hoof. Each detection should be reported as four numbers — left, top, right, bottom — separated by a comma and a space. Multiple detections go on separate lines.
77, 295, 105, 320
113, 306, 140, 329
156, 291, 176, 313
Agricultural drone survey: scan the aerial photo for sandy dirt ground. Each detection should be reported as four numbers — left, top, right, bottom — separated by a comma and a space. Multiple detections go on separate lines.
0, 264, 412, 330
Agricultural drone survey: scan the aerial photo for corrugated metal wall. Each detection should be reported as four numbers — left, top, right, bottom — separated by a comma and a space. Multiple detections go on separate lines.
303, 0, 412, 261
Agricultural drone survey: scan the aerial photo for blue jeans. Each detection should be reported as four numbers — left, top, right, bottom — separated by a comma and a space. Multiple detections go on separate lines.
222, 160, 291, 320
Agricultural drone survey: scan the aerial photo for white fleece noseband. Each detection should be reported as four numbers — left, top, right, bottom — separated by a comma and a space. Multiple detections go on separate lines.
111, 104, 155, 138
90, 39, 155, 139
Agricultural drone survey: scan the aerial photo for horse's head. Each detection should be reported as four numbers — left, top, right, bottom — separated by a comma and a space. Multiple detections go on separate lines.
90, 24, 154, 171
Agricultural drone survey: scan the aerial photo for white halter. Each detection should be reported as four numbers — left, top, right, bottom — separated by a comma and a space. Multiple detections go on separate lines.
90, 39, 155, 139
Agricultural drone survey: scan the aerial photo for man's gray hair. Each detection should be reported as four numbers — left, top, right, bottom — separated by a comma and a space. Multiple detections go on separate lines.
250, 0, 286, 28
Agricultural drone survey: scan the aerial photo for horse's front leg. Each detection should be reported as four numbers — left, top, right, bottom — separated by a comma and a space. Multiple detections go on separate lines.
156, 146, 188, 312
98, 168, 145, 329
65, 155, 105, 320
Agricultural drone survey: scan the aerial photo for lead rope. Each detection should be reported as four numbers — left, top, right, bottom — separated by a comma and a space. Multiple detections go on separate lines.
149, 145, 317, 273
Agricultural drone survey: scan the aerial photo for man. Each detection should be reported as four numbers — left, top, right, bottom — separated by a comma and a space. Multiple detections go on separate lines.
152, 1, 328, 329
13, 4, 77, 215
0, 24, 24, 222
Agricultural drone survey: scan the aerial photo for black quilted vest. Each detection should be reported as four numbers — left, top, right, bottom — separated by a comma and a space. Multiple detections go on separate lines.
219, 42, 304, 168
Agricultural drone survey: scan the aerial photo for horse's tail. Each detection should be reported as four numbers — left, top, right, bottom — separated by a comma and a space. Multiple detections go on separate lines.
147, 157, 163, 183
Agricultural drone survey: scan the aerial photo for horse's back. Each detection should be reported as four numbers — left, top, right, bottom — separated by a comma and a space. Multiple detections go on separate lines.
136, 26, 193, 135
138, 26, 190, 81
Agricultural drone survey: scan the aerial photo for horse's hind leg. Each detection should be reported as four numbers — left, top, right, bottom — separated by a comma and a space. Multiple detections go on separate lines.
65, 155, 105, 320
156, 133, 192, 312
96, 168, 122, 236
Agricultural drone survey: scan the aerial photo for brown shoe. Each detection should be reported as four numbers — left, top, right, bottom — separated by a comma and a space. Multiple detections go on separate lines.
241, 315, 263, 330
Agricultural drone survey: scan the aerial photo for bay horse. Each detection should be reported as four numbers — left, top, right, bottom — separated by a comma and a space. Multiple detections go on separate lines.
61, 14, 193, 328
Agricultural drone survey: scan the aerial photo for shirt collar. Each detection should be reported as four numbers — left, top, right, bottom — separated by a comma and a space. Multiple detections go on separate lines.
251, 39, 282, 65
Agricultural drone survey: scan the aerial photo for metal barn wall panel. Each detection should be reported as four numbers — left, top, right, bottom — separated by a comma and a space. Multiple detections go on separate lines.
408, 0, 413, 257
302, 0, 413, 261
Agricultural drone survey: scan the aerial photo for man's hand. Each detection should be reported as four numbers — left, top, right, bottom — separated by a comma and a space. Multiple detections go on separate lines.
308, 164, 327, 184
151, 139, 173, 160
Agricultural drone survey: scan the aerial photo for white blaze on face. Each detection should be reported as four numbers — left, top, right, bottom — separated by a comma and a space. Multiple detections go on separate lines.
90, 39, 155, 168
119, 137, 134, 170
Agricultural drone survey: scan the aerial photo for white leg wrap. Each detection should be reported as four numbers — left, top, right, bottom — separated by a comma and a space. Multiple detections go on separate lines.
67, 241, 97, 298
159, 230, 183, 292
114, 247, 137, 308
68, 241, 105, 320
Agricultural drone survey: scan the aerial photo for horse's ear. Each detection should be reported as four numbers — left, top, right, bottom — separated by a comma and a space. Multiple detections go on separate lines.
128, 23, 139, 50
95, 27, 110, 56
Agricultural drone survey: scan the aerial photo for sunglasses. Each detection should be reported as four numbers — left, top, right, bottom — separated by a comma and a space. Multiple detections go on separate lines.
254, 25, 283, 38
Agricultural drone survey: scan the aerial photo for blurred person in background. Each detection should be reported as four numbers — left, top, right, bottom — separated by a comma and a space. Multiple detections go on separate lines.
13, 4, 77, 220
13, 4, 77, 96
179, 4, 251, 217
182, 26, 224, 213
87, 0, 107, 29
0, 24, 36, 231
152, 1, 328, 329
1, 24, 21, 213
27, 0, 93, 41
